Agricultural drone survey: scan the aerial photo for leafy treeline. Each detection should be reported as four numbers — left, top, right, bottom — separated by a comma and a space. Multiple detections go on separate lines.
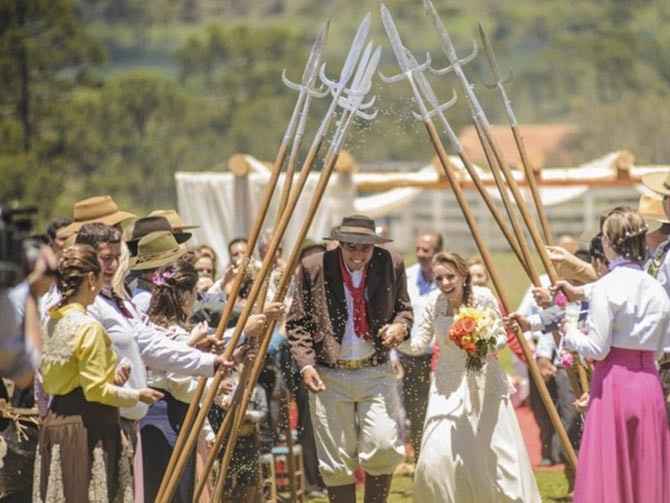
2, 0, 669, 224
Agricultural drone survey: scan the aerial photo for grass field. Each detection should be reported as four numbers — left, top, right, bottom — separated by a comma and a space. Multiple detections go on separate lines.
304, 469, 571, 502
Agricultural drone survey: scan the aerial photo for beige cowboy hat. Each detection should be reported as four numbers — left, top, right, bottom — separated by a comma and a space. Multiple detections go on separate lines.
324, 215, 392, 244
642, 170, 670, 197
638, 193, 670, 230
65, 195, 136, 233
130, 231, 187, 271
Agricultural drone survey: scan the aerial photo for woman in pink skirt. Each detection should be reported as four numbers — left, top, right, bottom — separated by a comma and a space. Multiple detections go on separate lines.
558, 206, 670, 503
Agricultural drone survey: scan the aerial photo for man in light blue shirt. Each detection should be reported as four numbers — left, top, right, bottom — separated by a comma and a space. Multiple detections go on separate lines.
396, 231, 442, 462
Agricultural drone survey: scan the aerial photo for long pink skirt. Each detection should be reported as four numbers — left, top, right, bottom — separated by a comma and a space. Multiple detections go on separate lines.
574, 348, 670, 503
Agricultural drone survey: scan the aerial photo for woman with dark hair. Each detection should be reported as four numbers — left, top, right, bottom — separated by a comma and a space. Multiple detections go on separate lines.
400, 252, 539, 502
140, 251, 212, 503
140, 251, 284, 502
36, 244, 162, 502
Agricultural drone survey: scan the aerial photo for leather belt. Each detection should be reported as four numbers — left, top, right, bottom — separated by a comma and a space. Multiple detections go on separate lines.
333, 355, 378, 370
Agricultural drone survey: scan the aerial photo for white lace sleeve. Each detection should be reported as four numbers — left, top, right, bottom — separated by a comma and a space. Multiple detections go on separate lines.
398, 291, 438, 355
474, 287, 507, 350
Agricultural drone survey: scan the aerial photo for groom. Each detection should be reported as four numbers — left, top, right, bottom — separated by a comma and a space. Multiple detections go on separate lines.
287, 215, 413, 503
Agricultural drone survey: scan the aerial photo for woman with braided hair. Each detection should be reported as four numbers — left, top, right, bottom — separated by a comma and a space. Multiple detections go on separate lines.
399, 252, 539, 502
552, 207, 670, 502
140, 251, 284, 503
35, 245, 163, 502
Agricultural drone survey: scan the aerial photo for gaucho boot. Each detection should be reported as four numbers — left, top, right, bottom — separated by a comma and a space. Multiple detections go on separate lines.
327, 483, 356, 503
363, 474, 392, 503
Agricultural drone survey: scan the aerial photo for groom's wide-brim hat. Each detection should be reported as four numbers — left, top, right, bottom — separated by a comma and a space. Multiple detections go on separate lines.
130, 231, 187, 271
324, 215, 392, 244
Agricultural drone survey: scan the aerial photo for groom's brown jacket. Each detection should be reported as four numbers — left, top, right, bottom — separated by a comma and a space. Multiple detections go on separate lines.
286, 246, 413, 370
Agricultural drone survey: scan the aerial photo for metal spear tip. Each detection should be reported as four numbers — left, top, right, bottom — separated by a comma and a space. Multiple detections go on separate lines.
379, 3, 412, 73
477, 22, 513, 87
300, 20, 330, 85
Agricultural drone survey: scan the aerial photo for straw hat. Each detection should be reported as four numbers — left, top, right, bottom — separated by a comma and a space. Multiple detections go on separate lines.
127, 216, 191, 257
67, 196, 136, 232
638, 193, 670, 230
641, 171, 670, 197
324, 215, 392, 244
130, 231, 186, 271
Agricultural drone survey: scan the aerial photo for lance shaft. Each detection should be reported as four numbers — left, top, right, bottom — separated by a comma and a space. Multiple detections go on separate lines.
158, 116, 330, 503
212, 145, 344, 498
379, 8, 576, 460
477, 23, 553, 244
156, 143, 292, 503
512, 126, 553, 244
424, 117, 578, 468
470, 119, 538, 282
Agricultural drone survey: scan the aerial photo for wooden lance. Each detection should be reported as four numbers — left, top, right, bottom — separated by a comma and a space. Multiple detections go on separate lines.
188, 19, 378, 502
381, 2, 578, 469
154, 24, 330, 503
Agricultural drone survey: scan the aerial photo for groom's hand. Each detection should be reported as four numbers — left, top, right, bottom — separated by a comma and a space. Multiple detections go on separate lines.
380, 323, 407, 348
302, 366, 326, 393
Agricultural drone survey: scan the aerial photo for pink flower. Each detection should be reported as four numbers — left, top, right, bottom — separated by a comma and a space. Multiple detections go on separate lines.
554, 291, 568, 309
559, 351, 574, 368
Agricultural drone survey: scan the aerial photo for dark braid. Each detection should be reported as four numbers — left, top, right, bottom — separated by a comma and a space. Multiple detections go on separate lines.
55, 245, 100, 308
148, 251, 198, 327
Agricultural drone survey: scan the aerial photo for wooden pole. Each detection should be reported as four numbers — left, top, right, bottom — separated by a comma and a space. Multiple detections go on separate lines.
158, 127, 328, 503
480, 119, 591, 393
424, 118, 578, 468
511, 126, 554, 245
471, 119, 539, 284
477, 125, 559, 284
211, 146, 345, 498
452, 148, 532, 279
155, 141, 291, 502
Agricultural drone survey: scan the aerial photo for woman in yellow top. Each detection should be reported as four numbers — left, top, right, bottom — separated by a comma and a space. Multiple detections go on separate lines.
35, 244, 162, 503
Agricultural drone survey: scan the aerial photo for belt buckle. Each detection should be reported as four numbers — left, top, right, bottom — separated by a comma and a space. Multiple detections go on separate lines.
336, 358, 365, 370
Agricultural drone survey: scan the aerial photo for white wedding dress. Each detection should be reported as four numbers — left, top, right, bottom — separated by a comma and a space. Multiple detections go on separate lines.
401, 286, 540, 503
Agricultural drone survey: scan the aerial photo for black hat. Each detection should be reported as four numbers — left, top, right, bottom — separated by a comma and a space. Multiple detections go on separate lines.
127, 216, 191, 257
324, 215, 392, 244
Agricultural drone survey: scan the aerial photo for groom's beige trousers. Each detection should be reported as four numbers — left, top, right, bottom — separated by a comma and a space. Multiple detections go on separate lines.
308, 363, 405, 487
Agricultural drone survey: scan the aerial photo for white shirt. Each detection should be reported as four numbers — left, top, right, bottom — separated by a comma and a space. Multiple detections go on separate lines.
398, 263, 436, 356
130, 288, 151, 314
339, 267, 375, 361
564, 266, 670, 360
87, 294, 217, 420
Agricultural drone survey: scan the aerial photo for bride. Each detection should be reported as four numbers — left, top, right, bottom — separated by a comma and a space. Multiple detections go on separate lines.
399, 251, 540, 502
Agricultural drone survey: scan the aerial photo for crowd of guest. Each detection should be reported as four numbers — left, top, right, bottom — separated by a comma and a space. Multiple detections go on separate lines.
2, 179, 670, 502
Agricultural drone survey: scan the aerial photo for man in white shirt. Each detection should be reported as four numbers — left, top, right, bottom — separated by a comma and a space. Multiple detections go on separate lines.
396, 232, 441, 462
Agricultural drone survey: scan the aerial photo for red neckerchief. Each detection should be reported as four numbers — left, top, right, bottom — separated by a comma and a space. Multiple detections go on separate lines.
338, 250, 371, 340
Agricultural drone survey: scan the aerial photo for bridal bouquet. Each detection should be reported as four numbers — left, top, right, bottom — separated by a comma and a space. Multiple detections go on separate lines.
448, 306, 498, 373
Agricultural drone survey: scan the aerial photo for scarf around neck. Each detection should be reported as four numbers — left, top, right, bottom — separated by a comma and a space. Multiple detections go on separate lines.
338, 250, 371, 340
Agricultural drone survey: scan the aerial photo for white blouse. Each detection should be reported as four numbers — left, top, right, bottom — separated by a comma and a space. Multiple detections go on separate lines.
564, 266, 670, 360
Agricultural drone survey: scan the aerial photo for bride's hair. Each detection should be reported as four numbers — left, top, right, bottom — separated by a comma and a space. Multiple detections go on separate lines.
432, 252, 473, 307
